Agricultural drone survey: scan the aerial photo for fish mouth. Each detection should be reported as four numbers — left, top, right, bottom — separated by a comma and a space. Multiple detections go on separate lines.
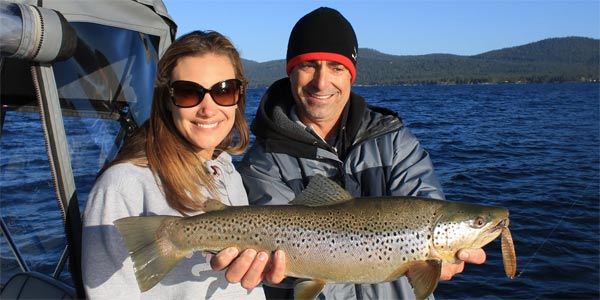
489, 218, 510, 234
473, 217, 510, 250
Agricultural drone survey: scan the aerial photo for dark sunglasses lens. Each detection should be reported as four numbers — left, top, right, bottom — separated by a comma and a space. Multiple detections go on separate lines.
171, 82, 204, 107
211, 79, 240, 106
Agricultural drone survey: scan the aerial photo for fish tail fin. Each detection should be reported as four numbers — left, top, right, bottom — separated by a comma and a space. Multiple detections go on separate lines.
114, 215, 188, 292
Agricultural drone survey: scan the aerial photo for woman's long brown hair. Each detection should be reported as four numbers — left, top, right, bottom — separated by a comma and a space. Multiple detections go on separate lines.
101, 31, 249, 214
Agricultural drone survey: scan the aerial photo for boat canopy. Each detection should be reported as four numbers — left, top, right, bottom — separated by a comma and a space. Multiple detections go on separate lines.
0, 0, 176, 298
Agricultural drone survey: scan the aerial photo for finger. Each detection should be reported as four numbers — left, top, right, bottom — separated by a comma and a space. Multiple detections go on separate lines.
210, 247, 239, 271
225, 249, 257, 283
241, 251, 269, 289
264, 250, 286, 284
458, 248, 486, 264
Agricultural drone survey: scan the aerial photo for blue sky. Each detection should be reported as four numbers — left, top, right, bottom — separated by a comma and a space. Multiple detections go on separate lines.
164, 0, 599, 62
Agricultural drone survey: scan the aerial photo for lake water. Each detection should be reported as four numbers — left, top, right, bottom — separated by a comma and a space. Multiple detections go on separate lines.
2, 83, 599, 299
247, 83, 600, 299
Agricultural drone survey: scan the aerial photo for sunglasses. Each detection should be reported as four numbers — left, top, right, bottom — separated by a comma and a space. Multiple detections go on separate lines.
169, 79, 244, 108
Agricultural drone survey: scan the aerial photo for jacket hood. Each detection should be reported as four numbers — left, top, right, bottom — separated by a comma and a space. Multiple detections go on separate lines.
251, 78, 316, 145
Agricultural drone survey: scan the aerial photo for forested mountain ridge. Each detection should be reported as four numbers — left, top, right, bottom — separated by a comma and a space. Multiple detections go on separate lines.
242, 36, 599, 87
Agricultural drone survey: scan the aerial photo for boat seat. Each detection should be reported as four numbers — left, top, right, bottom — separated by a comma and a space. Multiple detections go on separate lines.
0, 271, 77, 299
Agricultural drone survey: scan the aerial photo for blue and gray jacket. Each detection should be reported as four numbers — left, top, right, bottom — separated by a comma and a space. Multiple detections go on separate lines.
239, 78, 443, 300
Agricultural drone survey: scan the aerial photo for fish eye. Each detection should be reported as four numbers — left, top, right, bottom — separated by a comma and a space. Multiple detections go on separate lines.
472, 216, 486, 228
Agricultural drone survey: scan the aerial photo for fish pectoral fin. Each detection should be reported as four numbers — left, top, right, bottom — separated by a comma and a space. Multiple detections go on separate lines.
293, 279, 326, 300
407, 259, 442, 300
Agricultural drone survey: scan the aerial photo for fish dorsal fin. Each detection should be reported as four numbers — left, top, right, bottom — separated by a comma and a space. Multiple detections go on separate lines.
204, 198, 227, 212
289, 174, 353, 206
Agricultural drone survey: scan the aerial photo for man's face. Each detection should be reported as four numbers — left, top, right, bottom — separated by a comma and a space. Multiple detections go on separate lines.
289, 60, 352, 133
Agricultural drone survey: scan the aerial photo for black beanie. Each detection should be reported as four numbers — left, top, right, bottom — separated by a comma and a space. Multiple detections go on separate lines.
286, 7, 358, 82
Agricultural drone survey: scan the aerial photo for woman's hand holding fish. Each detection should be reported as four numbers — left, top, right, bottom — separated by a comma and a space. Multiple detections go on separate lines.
439, 248, 487, 280
211, 247, 287, 289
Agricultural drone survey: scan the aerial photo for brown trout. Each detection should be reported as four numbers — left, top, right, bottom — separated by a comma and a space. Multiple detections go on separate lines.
114, 174, 516, 299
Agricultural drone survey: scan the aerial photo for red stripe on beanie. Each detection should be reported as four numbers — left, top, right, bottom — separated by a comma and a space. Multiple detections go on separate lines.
286, 52, 356, 83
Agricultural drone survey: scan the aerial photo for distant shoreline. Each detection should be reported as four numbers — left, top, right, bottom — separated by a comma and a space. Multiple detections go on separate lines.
350, 79, 600, 87
243, 37, 599, 88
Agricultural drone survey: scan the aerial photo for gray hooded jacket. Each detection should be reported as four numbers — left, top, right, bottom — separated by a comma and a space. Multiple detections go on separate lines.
239, 78, 443, 300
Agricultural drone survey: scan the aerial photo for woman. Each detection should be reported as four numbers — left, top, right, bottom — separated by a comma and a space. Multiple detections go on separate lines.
82, 30, 265, 299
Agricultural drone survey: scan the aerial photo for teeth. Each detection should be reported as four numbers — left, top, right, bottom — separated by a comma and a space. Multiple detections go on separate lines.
314, 95, 330, 99
195, 122, 217, 129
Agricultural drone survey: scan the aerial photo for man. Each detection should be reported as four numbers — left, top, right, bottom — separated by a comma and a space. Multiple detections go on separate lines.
212, 7, 486, 299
